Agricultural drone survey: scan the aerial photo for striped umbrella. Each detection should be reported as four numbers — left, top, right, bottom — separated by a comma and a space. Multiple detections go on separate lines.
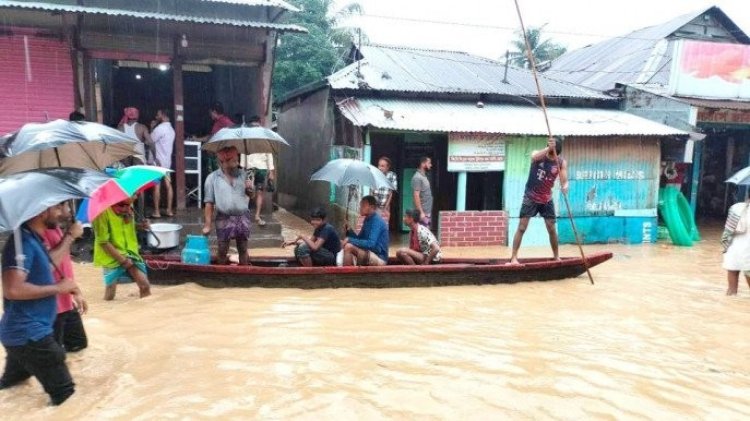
77, 165, 171, 222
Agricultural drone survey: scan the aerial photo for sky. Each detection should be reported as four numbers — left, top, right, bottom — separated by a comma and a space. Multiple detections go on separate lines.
334, 0, 750, 60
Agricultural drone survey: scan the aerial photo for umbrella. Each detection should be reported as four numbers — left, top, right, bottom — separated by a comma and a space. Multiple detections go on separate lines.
310, 159, 395, 225
310, 158, 395, 190
0, 119, 143, 175
76, 165, 172, 223
0, 167, 112, 265
726, 166, 750, 186
202, 125, 289, 155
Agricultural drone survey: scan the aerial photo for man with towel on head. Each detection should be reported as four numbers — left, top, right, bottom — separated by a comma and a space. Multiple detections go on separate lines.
202, 146, 254, 266
117, 106, 153, 166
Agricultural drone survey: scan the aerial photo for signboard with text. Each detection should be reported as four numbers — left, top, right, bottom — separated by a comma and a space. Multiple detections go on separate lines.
670, 39, 750, 99
447, 133, 505, 172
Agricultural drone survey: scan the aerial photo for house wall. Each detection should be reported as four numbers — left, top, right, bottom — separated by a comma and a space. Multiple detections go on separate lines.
0, 33, 74, 134
622, 86, 695, 131
503, 136, 661, 246
277, 88, 335, 219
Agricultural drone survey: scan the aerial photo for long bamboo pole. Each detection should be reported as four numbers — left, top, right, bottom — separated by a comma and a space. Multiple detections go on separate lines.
512, 0, 595, 285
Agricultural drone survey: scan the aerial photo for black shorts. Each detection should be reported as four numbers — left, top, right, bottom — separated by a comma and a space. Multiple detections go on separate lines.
252, 169, 267, 190
519, 196, 556, 219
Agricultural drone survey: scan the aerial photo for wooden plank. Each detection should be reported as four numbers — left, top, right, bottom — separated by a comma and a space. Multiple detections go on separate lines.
173, 37, 186, 210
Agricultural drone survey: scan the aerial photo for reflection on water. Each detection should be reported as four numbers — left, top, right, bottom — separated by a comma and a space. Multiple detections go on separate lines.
1, 225, 749, 419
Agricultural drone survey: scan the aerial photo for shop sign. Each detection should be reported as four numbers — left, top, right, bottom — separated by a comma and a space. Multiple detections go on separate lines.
670, 39, 750, 99
447, 133, 505, 172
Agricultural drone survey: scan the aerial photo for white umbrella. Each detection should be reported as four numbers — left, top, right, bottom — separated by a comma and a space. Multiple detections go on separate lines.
726, 166, 750, 186
310, 158, 395, 190
202, 125, 289, 155
310, 159, 395, 225
0, 119, 142, 175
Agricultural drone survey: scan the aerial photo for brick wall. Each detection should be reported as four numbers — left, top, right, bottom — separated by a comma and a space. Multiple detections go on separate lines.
438, 211, 508, 247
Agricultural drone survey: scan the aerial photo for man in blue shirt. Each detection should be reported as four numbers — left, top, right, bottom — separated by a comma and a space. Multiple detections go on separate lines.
0, 206, 80, 405
342, 195, 389, 266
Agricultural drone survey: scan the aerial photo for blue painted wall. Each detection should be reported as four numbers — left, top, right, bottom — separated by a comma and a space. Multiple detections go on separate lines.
503, 136, 661, 245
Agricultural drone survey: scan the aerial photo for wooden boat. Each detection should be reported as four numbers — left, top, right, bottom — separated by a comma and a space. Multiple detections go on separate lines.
143, 251, 612, 289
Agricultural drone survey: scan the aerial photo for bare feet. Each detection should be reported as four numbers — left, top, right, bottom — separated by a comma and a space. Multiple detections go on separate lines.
553, 256, 562, 262
506, 258, 521, 266
726, 289, 738, 296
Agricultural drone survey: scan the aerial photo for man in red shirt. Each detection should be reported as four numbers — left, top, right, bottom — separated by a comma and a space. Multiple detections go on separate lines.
42, 202, 88, 352
509, 136, 569, 265
197, 102, 235, 173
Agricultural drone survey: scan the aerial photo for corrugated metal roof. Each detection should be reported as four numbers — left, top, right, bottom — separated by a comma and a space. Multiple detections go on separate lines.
545, 6, 749, 92
337, 98, 689, 137
0, 1, 307, 32
328, 44, 609, 99
675, 96, 750, 111
200, 0, 299, 12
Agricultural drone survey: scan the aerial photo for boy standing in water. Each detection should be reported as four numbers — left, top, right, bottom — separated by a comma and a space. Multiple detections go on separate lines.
43, 202, 88, 352
92, 197, 152, 300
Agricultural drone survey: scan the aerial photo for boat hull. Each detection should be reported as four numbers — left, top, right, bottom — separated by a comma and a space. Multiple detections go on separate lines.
144, 251, 612, 289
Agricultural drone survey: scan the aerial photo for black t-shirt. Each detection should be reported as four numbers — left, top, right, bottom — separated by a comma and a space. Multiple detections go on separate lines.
314, 223, 341, 255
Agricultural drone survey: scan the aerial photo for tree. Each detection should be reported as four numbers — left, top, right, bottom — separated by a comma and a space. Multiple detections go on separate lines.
273, 0, 365, 100
508, 24, 567, 69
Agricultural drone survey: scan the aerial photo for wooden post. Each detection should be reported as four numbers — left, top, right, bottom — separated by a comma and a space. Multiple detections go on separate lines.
173, 49, 186, 210
81, 53, 95, 120
256, 32, 276, 126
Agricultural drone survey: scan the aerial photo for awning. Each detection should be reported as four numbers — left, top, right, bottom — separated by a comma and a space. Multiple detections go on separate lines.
336, 98, 689, 137
0, 1, 307, 33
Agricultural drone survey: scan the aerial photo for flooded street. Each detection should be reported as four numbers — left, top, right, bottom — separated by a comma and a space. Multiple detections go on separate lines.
0, 223, 749, 420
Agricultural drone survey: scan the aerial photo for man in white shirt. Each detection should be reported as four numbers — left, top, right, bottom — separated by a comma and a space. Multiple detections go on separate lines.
243, 152, 274, 226
150, 109, 175, 218
241, 116, 275, 226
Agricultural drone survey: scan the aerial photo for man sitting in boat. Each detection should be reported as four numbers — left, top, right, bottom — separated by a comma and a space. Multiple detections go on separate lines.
341, 195, 389, 266
396, 209, 442, 265
283, 207, 341, 266
92, 197, 152, 301
201, 146, 254, 265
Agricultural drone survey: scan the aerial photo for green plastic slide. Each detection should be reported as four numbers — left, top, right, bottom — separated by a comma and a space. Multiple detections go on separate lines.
658, 187, 700, 246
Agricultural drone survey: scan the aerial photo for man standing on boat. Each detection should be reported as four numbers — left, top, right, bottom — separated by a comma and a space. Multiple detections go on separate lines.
341, 195, 389, 266
202, 146, 254, 265
509, 136, 568, 265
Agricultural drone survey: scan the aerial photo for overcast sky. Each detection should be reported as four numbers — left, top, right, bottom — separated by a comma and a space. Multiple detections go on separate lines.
334, 0, 750, 60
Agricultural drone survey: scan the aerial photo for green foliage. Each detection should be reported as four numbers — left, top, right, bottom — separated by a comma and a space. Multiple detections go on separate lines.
508, 25, 567, 69
273, 0, 365, 100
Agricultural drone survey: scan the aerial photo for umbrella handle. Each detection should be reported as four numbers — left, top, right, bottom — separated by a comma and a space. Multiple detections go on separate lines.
13, 227, 26, 268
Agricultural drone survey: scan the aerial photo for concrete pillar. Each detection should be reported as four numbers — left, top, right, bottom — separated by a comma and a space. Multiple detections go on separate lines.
456, 171, 467, 211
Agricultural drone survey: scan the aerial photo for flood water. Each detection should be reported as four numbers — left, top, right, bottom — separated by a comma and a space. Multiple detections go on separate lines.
0, 223, 749, 420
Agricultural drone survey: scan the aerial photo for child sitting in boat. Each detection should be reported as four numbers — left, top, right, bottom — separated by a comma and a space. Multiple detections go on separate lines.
341, 195, 389, 266
92, 197, 152, 300
283, 207, 341, 266
397, 208, 442, 265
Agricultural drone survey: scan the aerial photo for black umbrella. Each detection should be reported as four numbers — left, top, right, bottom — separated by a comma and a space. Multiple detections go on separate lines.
0, 167, 112, 264
0, 119, 142, 175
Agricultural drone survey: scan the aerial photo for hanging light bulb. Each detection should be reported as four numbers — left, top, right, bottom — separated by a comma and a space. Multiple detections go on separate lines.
181, 34, 188, 48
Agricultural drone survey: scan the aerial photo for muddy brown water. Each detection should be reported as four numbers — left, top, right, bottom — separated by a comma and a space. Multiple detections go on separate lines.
0, 221, 748, 419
